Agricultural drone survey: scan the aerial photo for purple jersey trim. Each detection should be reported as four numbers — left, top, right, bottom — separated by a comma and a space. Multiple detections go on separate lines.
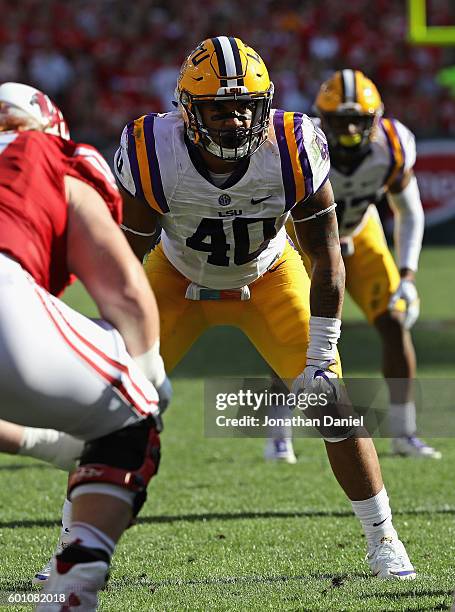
143, 114, 170, 213
273, 110, 296, 210
381, 119, 405, 187
126, 122, 146, 204
293, 113, 313, 205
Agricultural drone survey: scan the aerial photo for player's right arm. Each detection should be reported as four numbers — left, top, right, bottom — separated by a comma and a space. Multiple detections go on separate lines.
118, 184, 160, 262
65, 175, 160, 358
113, 122, 161, 262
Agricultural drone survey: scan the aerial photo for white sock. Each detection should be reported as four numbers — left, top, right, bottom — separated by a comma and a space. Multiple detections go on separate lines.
69, 522, 115, 558
351, 487, 398, 550
268, 402, 293, 439
389, 402, 416, 437
58, 498, 73, 548
62, 498, 72, 531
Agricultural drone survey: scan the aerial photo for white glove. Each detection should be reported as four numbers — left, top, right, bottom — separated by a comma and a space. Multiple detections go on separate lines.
133, 340, 172, 431
156, 376, 172, 415
151, 376, 172, 433
388, 279, 420, 330
291, 361, 339, 410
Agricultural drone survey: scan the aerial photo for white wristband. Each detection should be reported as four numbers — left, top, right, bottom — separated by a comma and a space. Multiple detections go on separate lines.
134, 339, 166, 388
306, 316, 341, 363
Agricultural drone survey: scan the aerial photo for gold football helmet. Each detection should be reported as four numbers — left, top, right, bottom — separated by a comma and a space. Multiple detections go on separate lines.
176, 36, 274, 161
314, 69, 383, 153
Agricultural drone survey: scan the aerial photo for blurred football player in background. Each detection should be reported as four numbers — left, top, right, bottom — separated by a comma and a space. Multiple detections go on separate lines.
278, 69, 440, 461
0, 82, 169, 611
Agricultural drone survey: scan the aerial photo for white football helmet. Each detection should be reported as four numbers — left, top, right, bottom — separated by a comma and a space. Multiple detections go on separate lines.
0, 82, 70, 139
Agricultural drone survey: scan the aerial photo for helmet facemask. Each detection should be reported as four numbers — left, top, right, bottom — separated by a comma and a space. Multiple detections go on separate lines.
180, 87, 274, 161
322, 110, 379, 154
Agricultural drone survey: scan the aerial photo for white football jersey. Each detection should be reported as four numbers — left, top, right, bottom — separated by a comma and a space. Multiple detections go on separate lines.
313, 117, 416, 236
115, 110, 329, 289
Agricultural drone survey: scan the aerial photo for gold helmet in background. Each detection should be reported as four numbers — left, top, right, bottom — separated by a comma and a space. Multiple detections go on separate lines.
315, 69, 383, 153
176, 36, 274, 161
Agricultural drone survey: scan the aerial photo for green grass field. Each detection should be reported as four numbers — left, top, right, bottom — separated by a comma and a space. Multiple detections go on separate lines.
0, 246, 454, 610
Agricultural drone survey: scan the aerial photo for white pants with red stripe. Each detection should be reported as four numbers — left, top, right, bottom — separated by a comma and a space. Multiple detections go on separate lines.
0, 254, 159, 441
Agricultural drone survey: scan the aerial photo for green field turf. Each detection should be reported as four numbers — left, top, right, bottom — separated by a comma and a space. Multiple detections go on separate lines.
0, 390, 454, 611
0, 246, 454, 610
62, 245, 455, 322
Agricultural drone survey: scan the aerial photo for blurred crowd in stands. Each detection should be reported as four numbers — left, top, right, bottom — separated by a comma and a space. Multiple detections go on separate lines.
3, 0, 455, 152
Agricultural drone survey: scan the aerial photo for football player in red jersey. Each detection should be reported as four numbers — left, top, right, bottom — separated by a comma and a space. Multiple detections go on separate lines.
0, 82, 170, 611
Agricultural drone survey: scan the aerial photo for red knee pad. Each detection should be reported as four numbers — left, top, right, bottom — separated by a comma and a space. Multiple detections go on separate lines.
68, 419, 161, 517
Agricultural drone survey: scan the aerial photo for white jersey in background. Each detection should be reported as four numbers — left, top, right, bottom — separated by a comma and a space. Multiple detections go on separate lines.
313, 117, 416, 237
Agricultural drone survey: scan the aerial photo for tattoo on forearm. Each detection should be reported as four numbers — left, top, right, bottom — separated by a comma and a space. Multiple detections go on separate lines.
310, 264, 345, 318
294, 210, 345, 318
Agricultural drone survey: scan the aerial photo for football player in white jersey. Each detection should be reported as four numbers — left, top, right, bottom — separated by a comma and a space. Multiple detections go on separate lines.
285, 69, 439, 460
39, 38, 416, 581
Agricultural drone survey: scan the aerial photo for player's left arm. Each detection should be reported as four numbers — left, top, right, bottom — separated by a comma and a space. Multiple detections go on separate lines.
387, 169, 424, 329
387, 169, 424, 281
291, 179, 345, 319
291, 180, 345, 389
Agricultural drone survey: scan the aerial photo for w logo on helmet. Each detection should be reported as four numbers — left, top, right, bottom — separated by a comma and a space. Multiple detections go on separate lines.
30, 92, 57, 122
30, 91, 70, 139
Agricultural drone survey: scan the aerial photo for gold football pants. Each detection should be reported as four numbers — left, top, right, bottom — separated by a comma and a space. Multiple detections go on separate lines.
144, 241, 342, 378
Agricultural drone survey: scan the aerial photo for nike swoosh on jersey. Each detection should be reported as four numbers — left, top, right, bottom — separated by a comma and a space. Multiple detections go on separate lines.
251, 195, 272, 205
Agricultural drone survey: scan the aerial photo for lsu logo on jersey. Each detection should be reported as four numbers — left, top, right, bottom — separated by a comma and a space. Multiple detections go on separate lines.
313, 126, 329, 161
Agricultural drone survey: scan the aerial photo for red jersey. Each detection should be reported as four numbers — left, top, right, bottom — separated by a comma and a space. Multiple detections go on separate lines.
0, 130, 121, 295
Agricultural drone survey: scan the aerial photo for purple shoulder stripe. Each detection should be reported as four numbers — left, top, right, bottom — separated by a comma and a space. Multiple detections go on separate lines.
273, 110, 296, 210
390, 118, 406, 177
293, 113, 313, 205
143, 114, 170, 213
126, 122, 146, 203
380, 119, 405, 186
